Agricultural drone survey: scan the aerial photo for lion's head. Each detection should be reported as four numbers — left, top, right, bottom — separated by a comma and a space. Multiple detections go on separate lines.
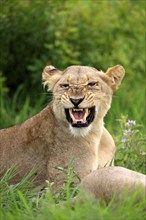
42, 65, 125, 136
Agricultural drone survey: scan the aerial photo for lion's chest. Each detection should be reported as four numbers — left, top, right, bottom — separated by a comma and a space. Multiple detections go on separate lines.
46, 135, 100, 187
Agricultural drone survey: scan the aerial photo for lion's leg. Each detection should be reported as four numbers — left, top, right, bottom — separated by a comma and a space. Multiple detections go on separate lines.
80, 166, 146, 202
98, 128, 116, 167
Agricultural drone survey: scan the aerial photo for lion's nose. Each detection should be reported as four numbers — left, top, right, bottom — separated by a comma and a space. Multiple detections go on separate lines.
70, 98, 84, 106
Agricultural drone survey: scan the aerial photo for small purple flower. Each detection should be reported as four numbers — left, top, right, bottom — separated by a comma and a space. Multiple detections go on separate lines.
126, 120, 136, 127
121, 137, 127, 143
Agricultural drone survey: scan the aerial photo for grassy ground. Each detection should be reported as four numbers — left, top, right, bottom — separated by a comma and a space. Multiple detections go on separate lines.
0, 165, 145, 220
0, 89, 146, 220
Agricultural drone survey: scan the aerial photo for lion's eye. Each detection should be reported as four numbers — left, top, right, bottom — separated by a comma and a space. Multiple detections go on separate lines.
60, 84, 69, 89
88, 82, 98, 87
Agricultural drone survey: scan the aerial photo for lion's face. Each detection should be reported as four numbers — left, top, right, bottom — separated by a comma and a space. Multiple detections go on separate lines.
53, 67, 112, 129
43, 65, 125, 136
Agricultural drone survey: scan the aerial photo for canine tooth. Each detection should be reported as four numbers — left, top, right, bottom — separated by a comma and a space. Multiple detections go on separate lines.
83, 108, 89, 122
85, 108, 89, 114
69, 109, 72, 115
69, 109, 77, 122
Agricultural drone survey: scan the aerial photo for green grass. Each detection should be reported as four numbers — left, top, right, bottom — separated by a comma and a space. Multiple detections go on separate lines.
0, 166, 145, 220
0, 85, 49, 129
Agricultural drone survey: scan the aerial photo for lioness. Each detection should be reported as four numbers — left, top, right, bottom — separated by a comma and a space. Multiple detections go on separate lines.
0, 65, 125, 188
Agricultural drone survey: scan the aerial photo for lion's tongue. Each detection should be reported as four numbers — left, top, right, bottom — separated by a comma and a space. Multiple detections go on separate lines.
72, 110, 85, 120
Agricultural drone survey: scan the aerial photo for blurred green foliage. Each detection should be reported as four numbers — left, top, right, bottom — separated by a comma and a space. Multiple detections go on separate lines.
0, 0, 145, 128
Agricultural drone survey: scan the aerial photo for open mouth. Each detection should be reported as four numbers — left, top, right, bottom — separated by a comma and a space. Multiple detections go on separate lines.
65, 107, 95, 128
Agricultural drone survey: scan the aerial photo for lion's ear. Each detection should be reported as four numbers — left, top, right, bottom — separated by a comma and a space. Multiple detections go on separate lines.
105, 65, 125, 91
42, 65, 62, 91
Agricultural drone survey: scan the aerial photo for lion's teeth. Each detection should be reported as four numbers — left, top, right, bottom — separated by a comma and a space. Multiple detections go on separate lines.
73, 108, 83, 112
69, 108, 89, 123
69, 109, 76, 122
83, 108, 89, 122
85, 108, 88, 114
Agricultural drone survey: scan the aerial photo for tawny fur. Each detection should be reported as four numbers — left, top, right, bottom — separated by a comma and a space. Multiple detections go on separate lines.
80, 166, 146, 202
0, 65, 125, 189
